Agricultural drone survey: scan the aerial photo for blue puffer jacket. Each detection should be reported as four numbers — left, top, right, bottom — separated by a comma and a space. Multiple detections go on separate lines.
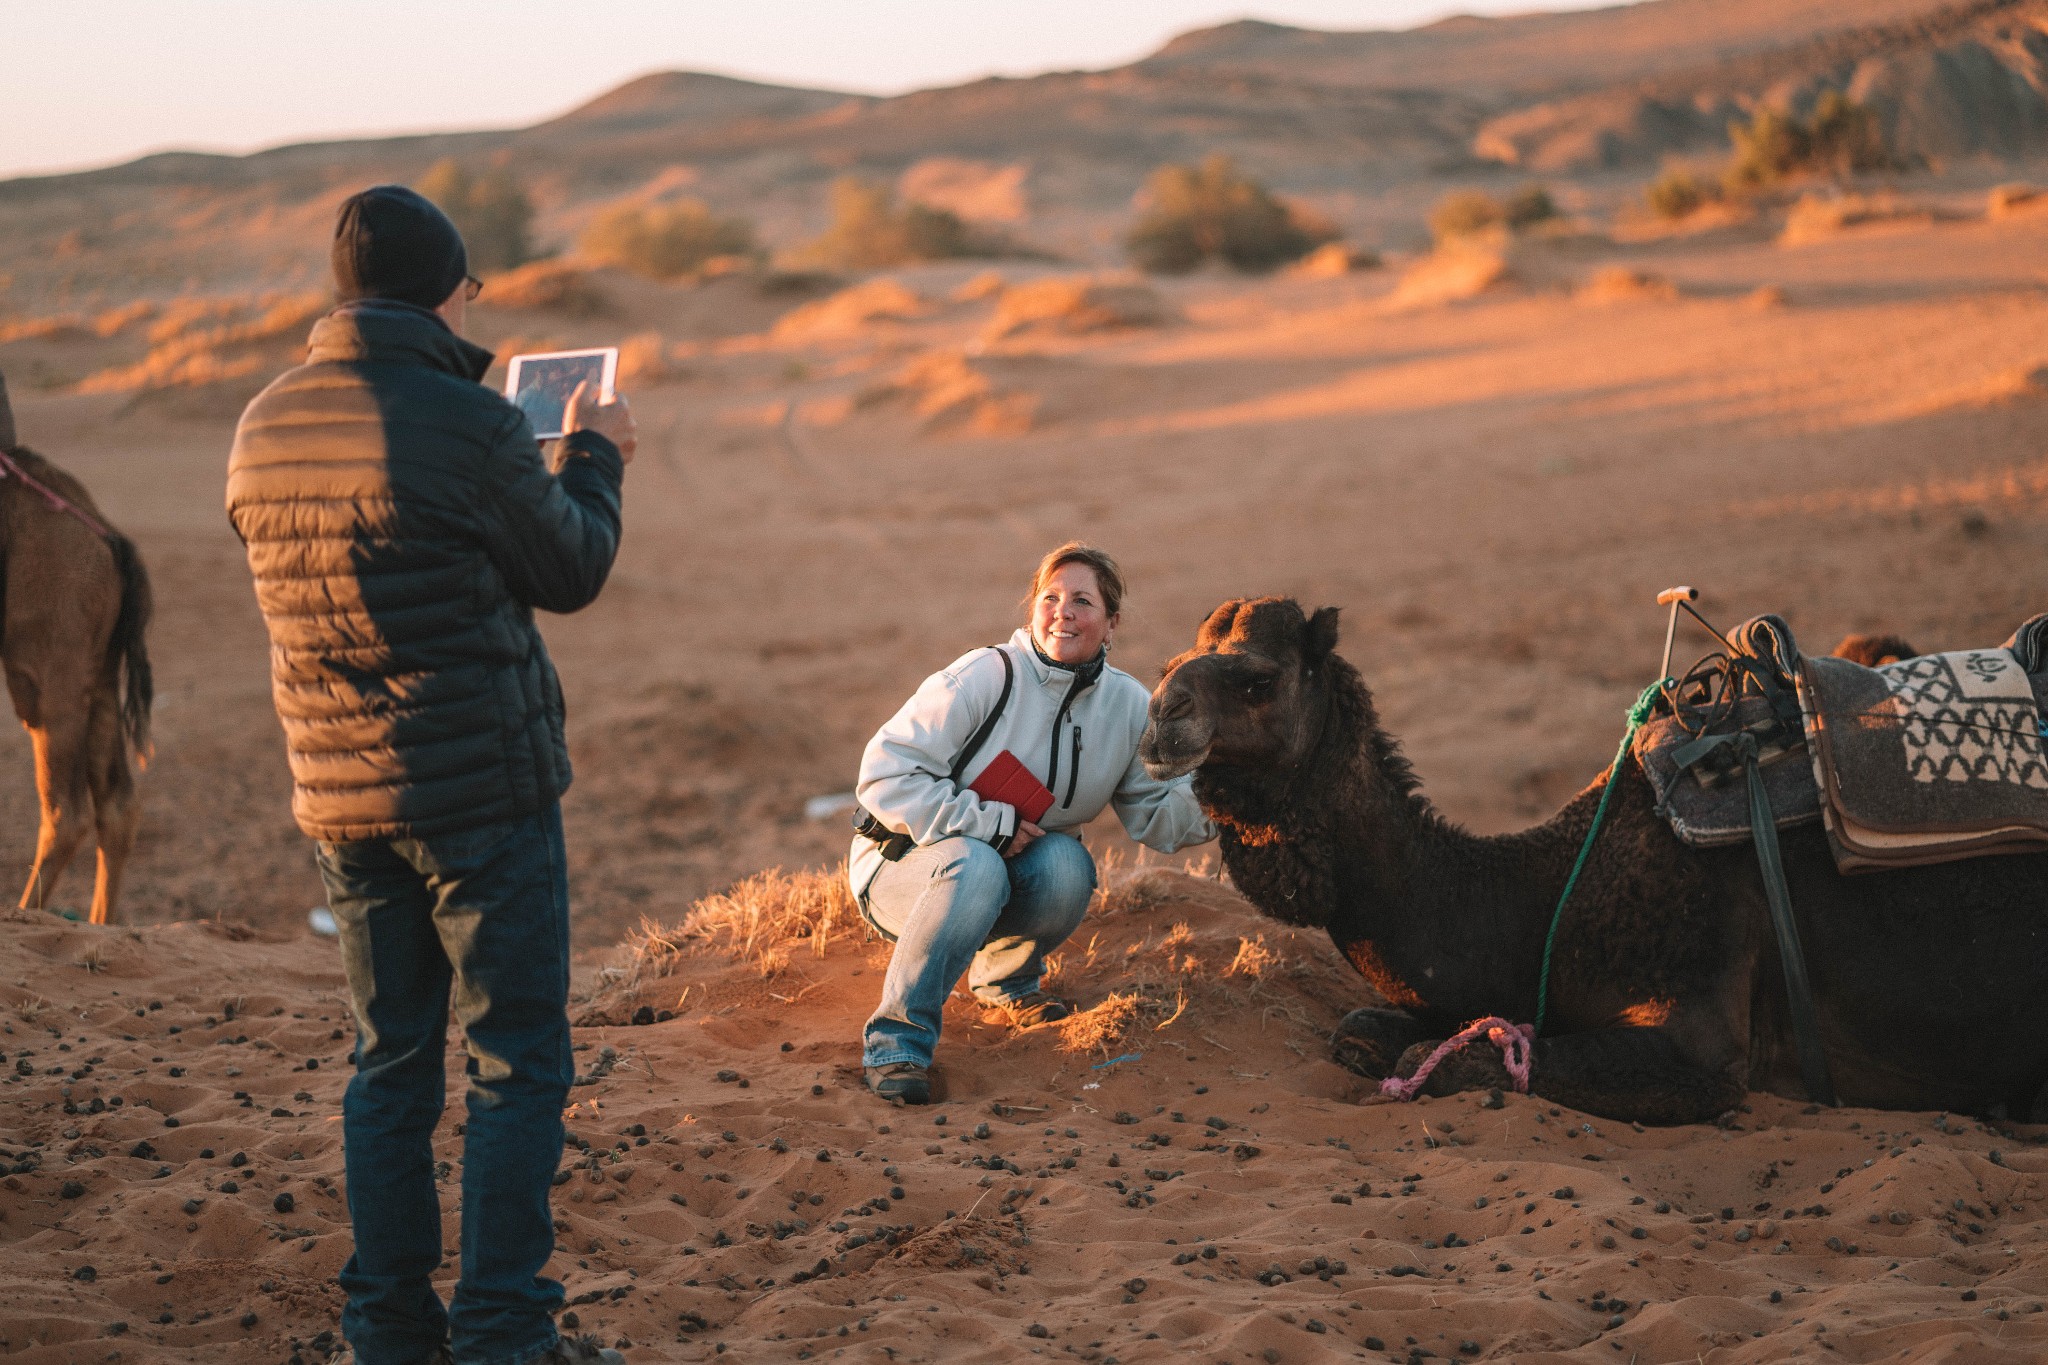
226, 300, 623, 842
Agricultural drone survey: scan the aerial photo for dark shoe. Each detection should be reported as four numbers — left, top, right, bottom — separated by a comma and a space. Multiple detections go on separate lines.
865, 1062, 931, 1105
985, 990, 1073, 1028
539, 1336, 626, 1364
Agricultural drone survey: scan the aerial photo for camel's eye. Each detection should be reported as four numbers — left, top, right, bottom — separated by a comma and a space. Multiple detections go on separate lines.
1241, 676, 1276, 703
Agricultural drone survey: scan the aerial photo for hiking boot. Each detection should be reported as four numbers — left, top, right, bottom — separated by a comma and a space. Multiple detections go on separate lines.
984, 991, 1073, 1029
538, 1336, 626, 1364
864, 1061, 931, 1105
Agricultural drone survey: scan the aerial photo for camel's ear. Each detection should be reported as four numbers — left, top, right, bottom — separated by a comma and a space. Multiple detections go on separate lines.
1305, 606, 1341, 668
1195, 600, 1241, 647
0, 370, 14, 451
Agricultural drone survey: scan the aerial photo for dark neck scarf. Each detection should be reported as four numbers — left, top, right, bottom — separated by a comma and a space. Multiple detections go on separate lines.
1032, 640, 1106, 691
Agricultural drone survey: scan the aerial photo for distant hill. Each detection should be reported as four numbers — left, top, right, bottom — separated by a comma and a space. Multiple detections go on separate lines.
1475, 0, 2048, 170
0, 0, 2042, 307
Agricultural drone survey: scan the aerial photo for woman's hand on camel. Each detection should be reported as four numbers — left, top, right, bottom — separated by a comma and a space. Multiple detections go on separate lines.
1006, 820, 1045, 859
564, 380, 637, 464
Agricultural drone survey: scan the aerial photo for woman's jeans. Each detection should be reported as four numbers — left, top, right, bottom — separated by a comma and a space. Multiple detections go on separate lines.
861, 831, 1096, 1069
314, 805, 574, 1365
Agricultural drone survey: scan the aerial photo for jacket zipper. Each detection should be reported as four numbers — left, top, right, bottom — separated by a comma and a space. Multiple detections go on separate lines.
1044, 661, 1095, 808
1063, 727, 1083, 808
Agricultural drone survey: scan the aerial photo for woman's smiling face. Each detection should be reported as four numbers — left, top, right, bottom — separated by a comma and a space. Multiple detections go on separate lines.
1031, 561, 1117, 666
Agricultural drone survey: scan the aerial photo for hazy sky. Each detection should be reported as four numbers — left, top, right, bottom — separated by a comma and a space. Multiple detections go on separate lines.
3, 0, 1623, 179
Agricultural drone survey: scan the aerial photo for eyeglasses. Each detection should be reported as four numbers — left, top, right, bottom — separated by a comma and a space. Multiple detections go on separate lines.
462, 274, 483, 302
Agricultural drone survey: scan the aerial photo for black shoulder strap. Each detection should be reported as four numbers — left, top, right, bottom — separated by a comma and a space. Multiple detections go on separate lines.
948, 647, 1014, 782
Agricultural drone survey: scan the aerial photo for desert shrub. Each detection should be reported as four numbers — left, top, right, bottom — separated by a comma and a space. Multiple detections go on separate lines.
1645, 166, 1719, 220
578, 199, 755, 281
416, 159, 536, 272
1725, 94, 1889, 193
1428, 190, 1506, 243
1124, 155, 1329, 274
794, 178, 984, 270
1503, 184, 1558, 229
1807, 90, 1890, 176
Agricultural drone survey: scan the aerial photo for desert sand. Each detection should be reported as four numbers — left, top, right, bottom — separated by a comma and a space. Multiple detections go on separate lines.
5, 175, 2048, 1361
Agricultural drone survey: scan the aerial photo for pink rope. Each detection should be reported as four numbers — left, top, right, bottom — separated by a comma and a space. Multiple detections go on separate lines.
0, 448, 113, 540
1378, 1016, 1534, 1102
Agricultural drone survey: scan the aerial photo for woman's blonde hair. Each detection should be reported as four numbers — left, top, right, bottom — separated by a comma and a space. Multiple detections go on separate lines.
1025, 541, 1125, 619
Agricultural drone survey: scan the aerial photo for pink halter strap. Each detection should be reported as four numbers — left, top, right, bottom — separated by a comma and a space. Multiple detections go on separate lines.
1378, 1016, 1534, 1102
0, 448, 114, 540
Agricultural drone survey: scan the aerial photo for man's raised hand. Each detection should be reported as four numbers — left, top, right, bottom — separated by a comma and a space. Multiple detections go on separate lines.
564, 380, 637, 465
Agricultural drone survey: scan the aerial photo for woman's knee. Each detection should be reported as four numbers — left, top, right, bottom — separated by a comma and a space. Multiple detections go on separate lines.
929, 836, 1011, 902
1038, 830, 1096, 889
1020, 832, 1097, 926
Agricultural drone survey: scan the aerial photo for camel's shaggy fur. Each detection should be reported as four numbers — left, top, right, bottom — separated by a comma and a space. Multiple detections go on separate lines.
1141, 596, 2048, 1124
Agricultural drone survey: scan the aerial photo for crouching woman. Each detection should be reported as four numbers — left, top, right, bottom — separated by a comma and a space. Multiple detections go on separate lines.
850, 542, 1213, 1104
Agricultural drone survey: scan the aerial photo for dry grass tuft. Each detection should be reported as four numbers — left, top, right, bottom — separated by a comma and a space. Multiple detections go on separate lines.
1091, 865, 1191, 919
1225, 934, 1278, 979
1779, 192, 1933, 247
983, 276, 1174, 343
773, 278, 931, 342
616, 331, 677, 384
624, 864, 860, 983
76, 291, 324, 395
478, 260, 613, 316
91, 301, 157, 338
1988, 184, 2046, 221
1289, 242, 1380, 278
1054, 991, 1142, 1055
857, 350, 1038, 436
951, 271, 1009, 303
1576, 266, 1678, 305
1385, 235, 1515, 311
0, 314, 94, 345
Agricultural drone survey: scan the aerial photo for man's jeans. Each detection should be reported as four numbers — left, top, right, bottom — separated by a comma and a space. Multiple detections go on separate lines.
315, 804, 574, 1365
861, 832, 1096, 1069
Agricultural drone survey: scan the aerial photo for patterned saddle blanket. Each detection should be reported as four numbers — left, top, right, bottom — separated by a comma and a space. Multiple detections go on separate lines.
1635, 613, 2048, 870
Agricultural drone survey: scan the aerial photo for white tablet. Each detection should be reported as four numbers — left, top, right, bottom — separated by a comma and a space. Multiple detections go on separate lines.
504, 347, 618, 440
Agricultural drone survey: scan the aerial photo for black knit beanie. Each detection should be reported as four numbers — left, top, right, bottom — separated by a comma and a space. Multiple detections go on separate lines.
331, 185, 469, 308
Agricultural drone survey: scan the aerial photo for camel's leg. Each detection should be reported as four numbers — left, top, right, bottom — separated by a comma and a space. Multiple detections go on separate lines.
1330, 1007, 1430, 1080
83, 682, 137, 926
19, 707, 94, 916
1395, 1026, 1746, 1126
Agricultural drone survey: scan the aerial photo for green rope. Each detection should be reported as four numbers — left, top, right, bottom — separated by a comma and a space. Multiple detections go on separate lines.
1534, 679, 1667, 1036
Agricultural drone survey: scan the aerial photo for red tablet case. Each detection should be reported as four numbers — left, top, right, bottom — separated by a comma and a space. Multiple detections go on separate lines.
968, 750, 1055, 824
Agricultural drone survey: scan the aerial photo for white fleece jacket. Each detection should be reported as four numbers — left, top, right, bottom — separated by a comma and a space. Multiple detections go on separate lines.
849, 628, 1214, 897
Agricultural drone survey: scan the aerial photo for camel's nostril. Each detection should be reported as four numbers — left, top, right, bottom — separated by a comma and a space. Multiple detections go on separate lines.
1157, 692, 1194, 723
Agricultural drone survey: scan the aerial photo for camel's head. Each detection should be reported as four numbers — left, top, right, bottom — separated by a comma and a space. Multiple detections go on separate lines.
1141, 596, 1342, 780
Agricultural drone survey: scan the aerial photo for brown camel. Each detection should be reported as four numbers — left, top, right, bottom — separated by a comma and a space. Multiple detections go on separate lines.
1830, 633, 1918, 668
1140, 597, 2048, 1124
0, 372, 153, 924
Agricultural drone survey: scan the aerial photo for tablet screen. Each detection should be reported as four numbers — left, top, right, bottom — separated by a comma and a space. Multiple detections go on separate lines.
505, 348, 618, 440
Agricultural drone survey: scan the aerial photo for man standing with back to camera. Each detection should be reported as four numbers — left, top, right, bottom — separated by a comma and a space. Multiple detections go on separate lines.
227, 185, 637, 1365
